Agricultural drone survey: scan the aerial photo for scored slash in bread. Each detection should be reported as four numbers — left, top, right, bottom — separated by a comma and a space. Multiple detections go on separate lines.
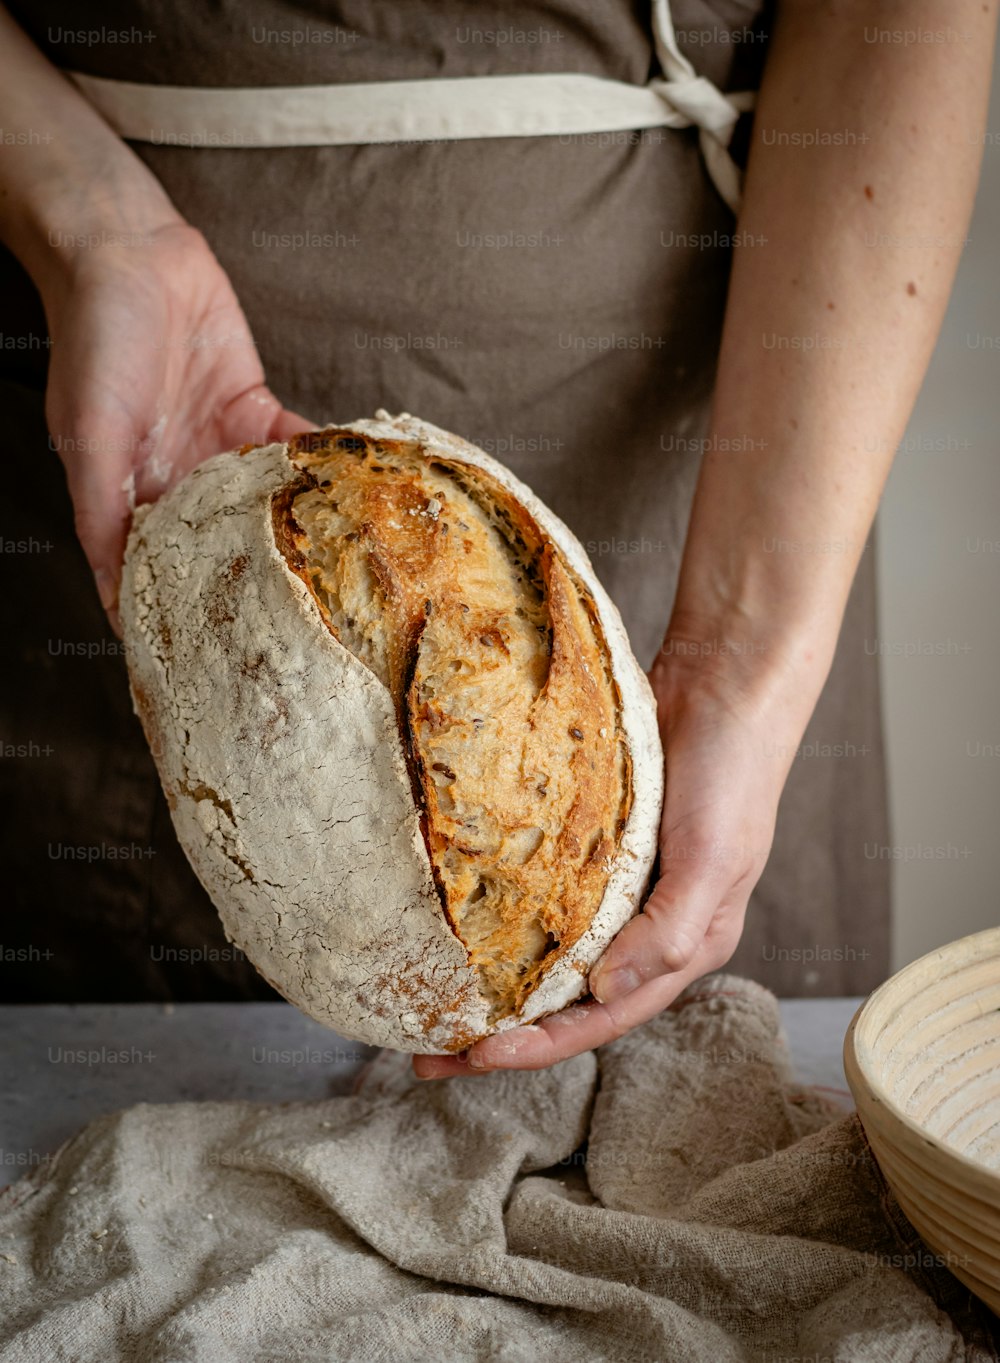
120, 412, 664, 1052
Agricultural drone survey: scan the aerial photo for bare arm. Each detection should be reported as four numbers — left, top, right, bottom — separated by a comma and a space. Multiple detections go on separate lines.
0, 5, 179, 287
670, 0, 996, 705
0, 6, 305, 623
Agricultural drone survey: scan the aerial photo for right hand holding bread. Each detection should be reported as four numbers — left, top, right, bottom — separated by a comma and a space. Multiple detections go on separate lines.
0, 8, 307, 633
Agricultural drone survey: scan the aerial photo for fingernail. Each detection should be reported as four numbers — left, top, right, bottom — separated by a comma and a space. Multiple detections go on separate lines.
592, 966, 640, 1004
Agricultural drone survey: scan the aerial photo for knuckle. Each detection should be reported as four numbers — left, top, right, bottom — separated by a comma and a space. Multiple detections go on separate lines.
658, 925, 700, 975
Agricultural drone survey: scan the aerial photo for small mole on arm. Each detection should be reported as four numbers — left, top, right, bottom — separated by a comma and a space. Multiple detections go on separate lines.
827, 301, 836, 310
863, 185, 874, 201
789, 418, 799, 431
907, 281, 917, 296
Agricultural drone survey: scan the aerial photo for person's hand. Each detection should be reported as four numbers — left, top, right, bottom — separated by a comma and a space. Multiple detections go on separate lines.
413, 623, 820, 1078
41, 216, 310, 631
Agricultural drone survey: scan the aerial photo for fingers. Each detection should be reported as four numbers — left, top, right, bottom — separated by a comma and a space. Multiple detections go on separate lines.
213, 383, 318, 457
415, 939, 723, 1078
413, 791, 763, 1077
64, 385, 312, 632
215, 383, 292, 448
589, 857, 726, 1003
412, 1050, 476, 1080
589, 697, 774, 1005
412, 644, 789, 1080
413, 858, 750, 1078
52, 404, 137, 634
269, 406, 318, 442
476, 951, 711, 1070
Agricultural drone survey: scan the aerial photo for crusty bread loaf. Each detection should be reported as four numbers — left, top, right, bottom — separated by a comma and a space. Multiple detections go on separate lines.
121, 412, 663, 1052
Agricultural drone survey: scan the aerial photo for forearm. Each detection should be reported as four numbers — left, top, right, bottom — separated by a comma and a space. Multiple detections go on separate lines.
669, 0, 996, 703
0, 5, 180, 295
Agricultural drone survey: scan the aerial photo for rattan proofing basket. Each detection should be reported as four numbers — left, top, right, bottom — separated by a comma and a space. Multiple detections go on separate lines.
844, 925, 1000, 1313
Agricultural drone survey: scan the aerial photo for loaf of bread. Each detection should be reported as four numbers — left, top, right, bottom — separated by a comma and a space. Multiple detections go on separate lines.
120, 412, 663, 1052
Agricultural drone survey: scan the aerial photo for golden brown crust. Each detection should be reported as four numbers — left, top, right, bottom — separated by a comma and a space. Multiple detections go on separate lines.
275, 428, 630, 1021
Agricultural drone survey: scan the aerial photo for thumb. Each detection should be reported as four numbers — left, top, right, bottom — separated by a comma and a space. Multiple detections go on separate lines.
589, 840, 730, 1004
268, 404, 318, 443
216, 383, 316, 451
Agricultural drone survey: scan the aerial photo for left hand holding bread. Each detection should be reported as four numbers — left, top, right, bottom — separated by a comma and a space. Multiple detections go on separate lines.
414, 630, 812, 1076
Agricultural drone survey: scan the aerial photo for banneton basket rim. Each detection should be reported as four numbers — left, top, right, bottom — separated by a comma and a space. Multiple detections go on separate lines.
844, 925, 1000, 1190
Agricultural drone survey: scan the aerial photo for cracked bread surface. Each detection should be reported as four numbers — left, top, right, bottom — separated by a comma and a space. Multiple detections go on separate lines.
120, 413, 663, 1052
279, 430, 630, 1022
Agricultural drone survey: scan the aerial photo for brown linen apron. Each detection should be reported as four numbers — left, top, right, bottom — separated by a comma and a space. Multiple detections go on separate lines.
0, 0, 891, 1003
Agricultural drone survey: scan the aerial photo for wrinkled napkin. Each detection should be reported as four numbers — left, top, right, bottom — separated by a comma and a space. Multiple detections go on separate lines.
0, 976, 995, 1362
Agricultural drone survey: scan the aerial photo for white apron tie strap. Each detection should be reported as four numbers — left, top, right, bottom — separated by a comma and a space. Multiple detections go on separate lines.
650, 0, 752, 212
66, 10, 753, 212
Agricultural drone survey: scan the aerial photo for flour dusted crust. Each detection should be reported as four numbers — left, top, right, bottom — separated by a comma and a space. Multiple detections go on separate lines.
120, 412, 663, 1052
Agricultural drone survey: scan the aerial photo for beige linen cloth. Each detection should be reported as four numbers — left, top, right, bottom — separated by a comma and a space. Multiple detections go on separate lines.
1, 978, 995, 1361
